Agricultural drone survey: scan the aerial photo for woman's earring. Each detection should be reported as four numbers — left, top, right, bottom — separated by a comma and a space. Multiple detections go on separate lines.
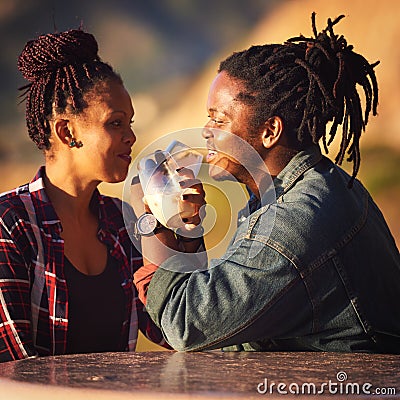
69, 137, 83, 148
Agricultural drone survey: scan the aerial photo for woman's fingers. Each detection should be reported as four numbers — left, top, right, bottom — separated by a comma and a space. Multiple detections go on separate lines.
177, 166, 206, 225
130, 175, 147, 216
176, 166, 195, 180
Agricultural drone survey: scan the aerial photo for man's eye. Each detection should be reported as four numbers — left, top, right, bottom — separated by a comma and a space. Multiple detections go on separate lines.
111, 120, 122, 127
208, 115, 224, 125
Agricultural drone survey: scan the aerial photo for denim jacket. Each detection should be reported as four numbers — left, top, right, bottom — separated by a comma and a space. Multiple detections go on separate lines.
146, 145, 400, 353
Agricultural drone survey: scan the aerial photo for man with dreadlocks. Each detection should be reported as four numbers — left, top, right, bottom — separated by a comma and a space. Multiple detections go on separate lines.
0, 28, 175, 361
133, 13, 400, 353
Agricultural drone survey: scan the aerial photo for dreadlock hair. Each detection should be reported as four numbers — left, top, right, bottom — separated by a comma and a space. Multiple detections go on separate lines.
18, 29, 122, 150
218, 12, 379, 186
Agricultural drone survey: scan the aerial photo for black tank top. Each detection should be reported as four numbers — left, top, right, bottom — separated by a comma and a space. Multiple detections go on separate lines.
64, 253, 127, 354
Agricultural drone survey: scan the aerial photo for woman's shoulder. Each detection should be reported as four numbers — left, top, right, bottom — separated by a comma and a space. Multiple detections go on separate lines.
98, 193, 124, 214
98, 194, 135, 227
0, 188, 32, 239
0, 187, 29, 217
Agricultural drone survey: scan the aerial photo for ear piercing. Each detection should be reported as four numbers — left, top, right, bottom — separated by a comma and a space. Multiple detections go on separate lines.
69, 138, 83, 148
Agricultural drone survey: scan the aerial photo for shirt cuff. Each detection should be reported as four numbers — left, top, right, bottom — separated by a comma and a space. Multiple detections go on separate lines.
133, 263, 159, 305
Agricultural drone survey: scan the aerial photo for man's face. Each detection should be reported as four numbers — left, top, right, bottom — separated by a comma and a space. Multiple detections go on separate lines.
203, 71, 263, 182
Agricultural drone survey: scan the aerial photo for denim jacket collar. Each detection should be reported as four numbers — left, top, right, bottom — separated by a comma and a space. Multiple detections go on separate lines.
240, 145, 323, 219
270, 145, 323, 202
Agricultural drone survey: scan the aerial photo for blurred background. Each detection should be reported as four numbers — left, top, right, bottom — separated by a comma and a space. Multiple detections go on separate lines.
0, 0, 399, 350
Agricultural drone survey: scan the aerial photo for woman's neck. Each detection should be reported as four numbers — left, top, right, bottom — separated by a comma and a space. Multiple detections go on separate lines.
43, 162, 99, 220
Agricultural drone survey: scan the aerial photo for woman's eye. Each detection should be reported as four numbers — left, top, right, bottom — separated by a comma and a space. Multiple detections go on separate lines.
110, 119, 134, 127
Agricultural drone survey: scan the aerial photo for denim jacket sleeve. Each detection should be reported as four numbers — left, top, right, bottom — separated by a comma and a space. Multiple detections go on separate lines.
145, 207, 312, 351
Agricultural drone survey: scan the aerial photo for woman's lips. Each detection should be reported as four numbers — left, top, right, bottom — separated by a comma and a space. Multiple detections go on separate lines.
118, 154, 132, 163
206, 150, 217, 163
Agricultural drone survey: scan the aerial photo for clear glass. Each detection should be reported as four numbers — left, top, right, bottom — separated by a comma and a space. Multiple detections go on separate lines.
137, 142, 203, 229
165, 140, 203, 178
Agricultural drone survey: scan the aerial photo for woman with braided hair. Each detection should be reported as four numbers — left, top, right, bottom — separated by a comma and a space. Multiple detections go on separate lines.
0, 29, 172, 361
133, 13, 400, 353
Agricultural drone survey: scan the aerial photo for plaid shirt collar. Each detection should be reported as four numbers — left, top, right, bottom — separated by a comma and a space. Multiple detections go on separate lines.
28, 166, 120, 236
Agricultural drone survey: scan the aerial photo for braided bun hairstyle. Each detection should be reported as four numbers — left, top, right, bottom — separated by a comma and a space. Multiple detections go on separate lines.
18, 29, 122, 150
218, 13, 379, 186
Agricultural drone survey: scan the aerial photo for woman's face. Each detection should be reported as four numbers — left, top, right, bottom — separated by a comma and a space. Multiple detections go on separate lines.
66, 80, 136, 184
203, 71, 263, 182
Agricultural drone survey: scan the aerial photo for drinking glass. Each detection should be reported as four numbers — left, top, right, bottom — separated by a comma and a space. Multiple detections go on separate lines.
137, 150, 192, 229
165, 140, 203, 178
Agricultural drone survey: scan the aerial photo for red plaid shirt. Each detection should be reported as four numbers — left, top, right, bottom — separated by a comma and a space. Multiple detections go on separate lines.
0, 167, 168, 362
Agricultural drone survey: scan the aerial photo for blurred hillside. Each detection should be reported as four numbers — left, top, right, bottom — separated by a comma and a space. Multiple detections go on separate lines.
139, 0, 400, 146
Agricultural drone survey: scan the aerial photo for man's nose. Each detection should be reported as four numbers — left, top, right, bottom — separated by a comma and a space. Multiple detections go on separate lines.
202, 126, 214, 139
